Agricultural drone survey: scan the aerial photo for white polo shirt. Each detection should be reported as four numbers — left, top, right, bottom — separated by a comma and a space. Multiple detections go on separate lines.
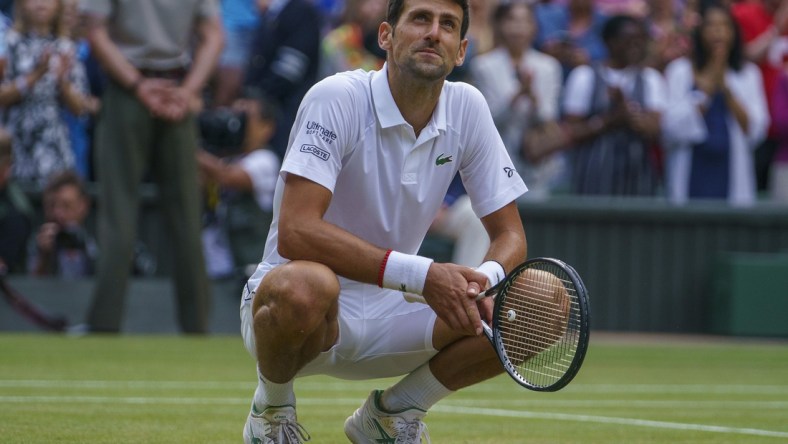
249, 65, 527, 300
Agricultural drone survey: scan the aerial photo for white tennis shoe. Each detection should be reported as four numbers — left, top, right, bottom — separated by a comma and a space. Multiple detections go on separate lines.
243, 404, 311, 444
344, 390, 431, 444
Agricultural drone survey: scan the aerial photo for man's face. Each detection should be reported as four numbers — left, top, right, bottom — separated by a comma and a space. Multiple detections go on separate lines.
379, 0, 468, 81
45, 184, 88, 228
500, 4, 536, 52
609, 21, 647, 66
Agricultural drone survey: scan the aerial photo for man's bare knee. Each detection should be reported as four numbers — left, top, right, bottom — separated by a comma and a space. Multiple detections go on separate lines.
253, 261, 340, 334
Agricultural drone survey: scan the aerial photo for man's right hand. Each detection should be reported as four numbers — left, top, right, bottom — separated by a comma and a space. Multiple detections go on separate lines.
36, 222, 59, 253
135, 78, 177, 118
421, 263, 488, 336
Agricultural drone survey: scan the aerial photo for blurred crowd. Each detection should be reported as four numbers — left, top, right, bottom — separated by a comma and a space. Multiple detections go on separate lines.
0, 0, 787, 328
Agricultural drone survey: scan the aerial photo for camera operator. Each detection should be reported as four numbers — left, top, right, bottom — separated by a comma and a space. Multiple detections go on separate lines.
28, 170, 97, 278
196, 96, 280, 278
28, 170, 157, 278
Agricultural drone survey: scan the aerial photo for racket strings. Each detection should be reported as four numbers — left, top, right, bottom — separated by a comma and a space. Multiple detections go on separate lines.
496, 265, 582, 388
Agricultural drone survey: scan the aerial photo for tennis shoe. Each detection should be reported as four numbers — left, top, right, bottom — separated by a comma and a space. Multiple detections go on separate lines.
243, 404, 311, 444
344, 390, 430, 444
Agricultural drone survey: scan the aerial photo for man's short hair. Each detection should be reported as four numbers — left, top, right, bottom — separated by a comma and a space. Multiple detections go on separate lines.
386, 0, 470, 39
43, 170, 88, 199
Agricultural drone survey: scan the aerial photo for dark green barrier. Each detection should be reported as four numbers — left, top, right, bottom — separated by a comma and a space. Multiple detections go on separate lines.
517, 197, 788, 335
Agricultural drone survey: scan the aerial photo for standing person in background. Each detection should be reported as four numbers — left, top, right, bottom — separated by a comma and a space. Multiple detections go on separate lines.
0, 127, 33, 275
645, 0, 693, 73
662, 1, 769, 205
211, 0, 259, 107
244, 0, 322, 160
0, 0, 90, 185
319, 0, 387, 79
60, 0, 100, 180
470, 0, 565, 199
534, 0, 609, 79
561, 14, 667, 196
78, 0, 223, 334
731, 0, 788, 200
446, 0, 498, 82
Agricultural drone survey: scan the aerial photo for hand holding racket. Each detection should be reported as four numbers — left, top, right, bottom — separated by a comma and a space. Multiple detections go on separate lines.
407, 257, 590, 392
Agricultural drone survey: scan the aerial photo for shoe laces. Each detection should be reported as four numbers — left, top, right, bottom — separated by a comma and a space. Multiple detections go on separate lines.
273, 418, 311, 443
395, 419, 430, 444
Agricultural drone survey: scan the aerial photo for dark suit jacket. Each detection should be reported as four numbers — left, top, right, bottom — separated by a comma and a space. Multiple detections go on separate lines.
245, 0, 323, 160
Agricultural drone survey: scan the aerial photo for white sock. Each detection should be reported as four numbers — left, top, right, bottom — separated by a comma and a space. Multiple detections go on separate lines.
380, 363, 453, 412
254, 367, 296, 409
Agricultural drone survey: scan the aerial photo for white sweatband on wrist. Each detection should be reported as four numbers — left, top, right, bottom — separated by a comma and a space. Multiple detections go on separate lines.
476, 260, 506, 288
381, 251, 434, 295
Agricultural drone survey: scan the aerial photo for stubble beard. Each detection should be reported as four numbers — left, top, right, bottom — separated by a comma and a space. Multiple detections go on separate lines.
402, 51, 452, 82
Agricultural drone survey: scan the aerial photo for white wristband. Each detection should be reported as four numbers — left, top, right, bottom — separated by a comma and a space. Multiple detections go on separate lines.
381, 251, 434, 295
476, 260, 505, 288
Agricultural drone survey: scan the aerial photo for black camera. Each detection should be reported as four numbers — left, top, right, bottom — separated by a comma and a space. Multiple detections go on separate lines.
198, 109, 247, 156
55, 229, 86, 250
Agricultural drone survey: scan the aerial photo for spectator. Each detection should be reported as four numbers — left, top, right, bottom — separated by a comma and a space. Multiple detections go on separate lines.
0, 8, 9, 75
595, 0, 649, 17
211, 0, 259, 106
731, 0, 788, 199
27, 169, 157, 278
646, 0, 693, 72
0, 0, 91, 185
466, 0, 498, 56
470, 0, 565, 199
446, 0, 499, 82
196, 95, 280, 278
244, 0, 322, 160
28, 169, 96, 277
60, 0, 101, 180
770, 62, 788, 203
0, 127, 33, 274
79, 0, 224, 334
662, 1, 769, 205
562, 14, 668, 196
534, 0, 609, 79
319, 0, 386, 79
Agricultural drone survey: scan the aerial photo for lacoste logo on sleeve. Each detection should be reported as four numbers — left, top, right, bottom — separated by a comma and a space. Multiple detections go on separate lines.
300, 144, 331, 161
435, 154, 453, 166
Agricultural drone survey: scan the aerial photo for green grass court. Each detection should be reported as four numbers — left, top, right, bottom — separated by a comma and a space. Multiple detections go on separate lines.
1, 333, 786, 443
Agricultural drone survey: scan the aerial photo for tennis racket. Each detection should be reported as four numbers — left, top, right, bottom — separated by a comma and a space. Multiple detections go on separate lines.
408, 257, 590, 392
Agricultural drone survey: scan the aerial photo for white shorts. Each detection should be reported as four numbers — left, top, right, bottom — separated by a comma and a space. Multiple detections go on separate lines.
240, 264, 439, 380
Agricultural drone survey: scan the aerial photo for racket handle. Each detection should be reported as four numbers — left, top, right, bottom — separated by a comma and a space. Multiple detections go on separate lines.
402, 291, 487, 303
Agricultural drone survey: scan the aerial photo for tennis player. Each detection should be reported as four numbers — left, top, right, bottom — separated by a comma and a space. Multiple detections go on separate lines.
241, 0, 528, 442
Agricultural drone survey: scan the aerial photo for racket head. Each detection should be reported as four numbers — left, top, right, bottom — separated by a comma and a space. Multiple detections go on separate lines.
490, 257, 590, 392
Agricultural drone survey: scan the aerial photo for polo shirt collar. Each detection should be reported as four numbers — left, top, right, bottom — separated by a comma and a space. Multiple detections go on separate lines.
371, 64, 448, 134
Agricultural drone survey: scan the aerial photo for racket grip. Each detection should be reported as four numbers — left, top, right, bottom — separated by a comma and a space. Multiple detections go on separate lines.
401, 291, 486, 303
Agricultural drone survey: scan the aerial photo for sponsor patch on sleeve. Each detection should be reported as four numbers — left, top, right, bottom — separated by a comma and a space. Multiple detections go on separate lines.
300, 144, 331, 161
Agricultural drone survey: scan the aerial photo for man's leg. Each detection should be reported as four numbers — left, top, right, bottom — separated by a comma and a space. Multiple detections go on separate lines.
345, 318, 500, 444
379, 319, 499, 412
153, 115, 211, 334
252, 260, 341, 384
243, 260, 340, 444
87, 83, 151, 332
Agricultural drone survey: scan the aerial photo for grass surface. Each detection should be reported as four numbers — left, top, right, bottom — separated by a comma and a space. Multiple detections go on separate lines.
1, 333, 787, 443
